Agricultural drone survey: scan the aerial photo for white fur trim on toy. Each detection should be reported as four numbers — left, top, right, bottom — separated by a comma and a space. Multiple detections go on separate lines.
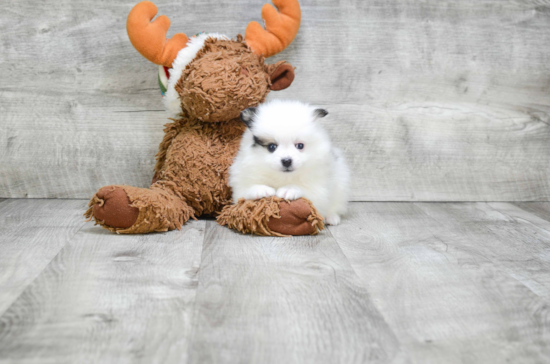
163, 32, 229, 116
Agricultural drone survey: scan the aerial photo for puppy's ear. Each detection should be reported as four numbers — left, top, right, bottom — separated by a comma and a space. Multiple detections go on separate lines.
240, 107, 257, 128
313, 108, 328, 120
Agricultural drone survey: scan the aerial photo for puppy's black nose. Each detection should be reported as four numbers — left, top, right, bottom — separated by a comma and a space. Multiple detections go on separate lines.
281, 158, 292, 168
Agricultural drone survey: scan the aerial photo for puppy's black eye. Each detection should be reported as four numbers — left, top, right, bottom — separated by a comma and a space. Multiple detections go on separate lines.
268, 143, 277, 153
295, 143, 304, 150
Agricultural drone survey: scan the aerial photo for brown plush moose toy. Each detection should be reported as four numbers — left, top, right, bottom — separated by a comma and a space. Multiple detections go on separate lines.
85, 0, 324, 236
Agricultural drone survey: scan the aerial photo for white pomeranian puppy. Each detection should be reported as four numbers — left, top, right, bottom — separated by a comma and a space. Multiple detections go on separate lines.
229, 100, 350, 225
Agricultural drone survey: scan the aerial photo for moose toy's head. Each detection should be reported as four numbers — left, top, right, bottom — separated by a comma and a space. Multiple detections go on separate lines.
127, 0, 300, 122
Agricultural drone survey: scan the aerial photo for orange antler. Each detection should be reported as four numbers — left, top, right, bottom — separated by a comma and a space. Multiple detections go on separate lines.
127, 1, 189, 67
245, 0, 301, 58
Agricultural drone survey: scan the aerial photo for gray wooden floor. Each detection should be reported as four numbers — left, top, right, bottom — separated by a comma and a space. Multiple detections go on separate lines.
1, 199, 549, 363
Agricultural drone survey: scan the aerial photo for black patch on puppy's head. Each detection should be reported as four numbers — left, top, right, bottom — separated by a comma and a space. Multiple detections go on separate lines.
253, 135, 268, 147
240, 107, 257, 128
314, 108, 328, 119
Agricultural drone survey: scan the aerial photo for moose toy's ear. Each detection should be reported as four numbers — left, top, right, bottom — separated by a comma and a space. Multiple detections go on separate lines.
269, 63, 295, 91
313, 108, 328, 120
240, 107, 257, 128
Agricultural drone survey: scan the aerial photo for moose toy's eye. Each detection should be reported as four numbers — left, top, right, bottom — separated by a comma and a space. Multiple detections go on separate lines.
295, 143, 304, 150
268, 144, 277, 153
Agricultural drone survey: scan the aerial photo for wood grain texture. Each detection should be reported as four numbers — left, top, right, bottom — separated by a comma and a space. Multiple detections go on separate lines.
0, 219, 206, 364
329, 202, 550, 363
320, 103, 550, 201
0, 199, 86, 316
187, 221, 399, 364
513, 202, 550, 223
1, 0, 550, 200
1, 200, 550, 362
414, 202, 550, 299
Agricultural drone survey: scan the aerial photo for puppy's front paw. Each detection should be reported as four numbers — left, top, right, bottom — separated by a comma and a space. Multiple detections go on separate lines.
276, 185, 303, 200
244, 185, 276, 200
325, 214, 341, 226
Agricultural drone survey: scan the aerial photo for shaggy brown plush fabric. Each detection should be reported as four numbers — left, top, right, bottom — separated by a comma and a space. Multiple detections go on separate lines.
85, 184, 194, 234
86, 36, 323, 236
86, 116, 244, 234
153, 116, 245, 215
218, 197, 325, 237
177, 36, 271, 123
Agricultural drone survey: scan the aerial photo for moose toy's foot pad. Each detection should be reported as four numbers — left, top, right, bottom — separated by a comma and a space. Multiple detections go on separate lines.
217, 197, 324, 236
88, 186, 140, 229
85, 185, 194, 234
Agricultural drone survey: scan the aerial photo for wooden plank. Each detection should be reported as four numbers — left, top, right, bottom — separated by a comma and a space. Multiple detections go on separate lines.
318, 103, 550, 201
416, 202, 550, 299
0, 219, 206, 363
490, 203, 550, 234
513, 202, 550, 223
0, 199, 86, 316
187, 221, 399, 364
329, 202, 550, 363
1, 0, 550, 200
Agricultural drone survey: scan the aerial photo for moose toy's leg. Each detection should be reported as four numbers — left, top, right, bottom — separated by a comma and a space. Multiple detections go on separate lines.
217, 197, 324, 237
85, 184, 194, 234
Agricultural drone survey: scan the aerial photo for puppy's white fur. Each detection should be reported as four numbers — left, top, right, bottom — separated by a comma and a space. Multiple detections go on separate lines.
229, 100, 350, 225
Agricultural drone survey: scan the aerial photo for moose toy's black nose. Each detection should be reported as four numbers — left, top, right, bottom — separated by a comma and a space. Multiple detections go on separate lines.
281, 158, 292, 167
